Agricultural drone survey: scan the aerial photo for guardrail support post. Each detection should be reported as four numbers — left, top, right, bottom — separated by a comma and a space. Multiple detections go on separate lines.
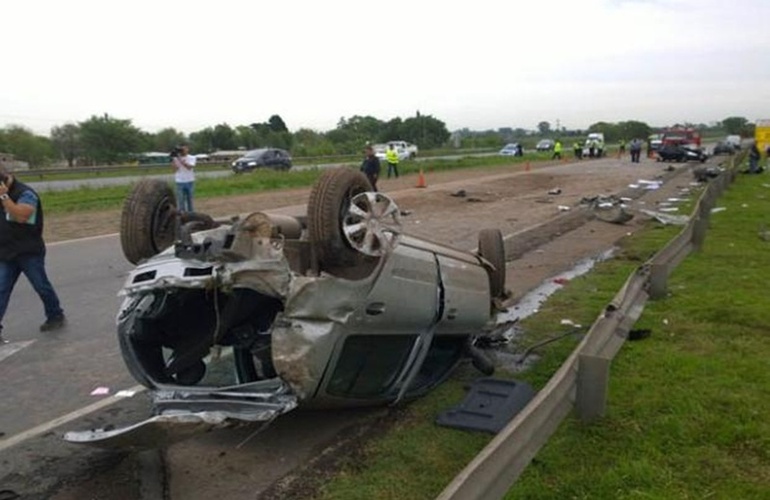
648, 263, 668, 300
576, 353, 611, 423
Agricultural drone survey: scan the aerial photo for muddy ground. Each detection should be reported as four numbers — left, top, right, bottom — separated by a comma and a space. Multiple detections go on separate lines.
38, 156, 704, 499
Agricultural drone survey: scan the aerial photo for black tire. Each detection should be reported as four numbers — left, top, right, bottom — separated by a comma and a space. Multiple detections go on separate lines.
478, 229, 506, 299
307, 167, 374, 270
120, 179, 177, 264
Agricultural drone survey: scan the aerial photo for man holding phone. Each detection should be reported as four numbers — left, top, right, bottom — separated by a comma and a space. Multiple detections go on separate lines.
0, 166, 64, 343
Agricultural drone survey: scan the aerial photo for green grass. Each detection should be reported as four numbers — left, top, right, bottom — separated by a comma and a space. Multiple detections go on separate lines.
37, 153, 543, 215
313, 173, 770, 500
509, 174, 770, 499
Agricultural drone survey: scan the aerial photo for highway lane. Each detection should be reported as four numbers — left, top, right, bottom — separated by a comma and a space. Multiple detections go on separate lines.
0, 235, 135, 437
25, 153, 496, 192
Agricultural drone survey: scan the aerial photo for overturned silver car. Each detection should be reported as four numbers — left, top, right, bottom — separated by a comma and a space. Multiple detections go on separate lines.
66, 168, 507, 447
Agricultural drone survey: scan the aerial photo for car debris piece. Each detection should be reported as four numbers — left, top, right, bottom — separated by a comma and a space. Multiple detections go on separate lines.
558, 205, 570, 211
90, 387, 110, 396
640, 209, 690, 226
450, 189, 467, 198
67, 168, 508, 448
547, 188, 562, 195
692, 166, 723, 182
710, 207, 727, 214
436, 378, 535, 433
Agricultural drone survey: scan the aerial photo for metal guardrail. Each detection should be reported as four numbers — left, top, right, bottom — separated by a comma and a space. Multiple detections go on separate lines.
437, 152, 746, 500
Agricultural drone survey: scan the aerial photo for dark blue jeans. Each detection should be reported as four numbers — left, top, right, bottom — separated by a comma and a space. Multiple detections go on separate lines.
176, 182, 194, 212
0, 254, 63, 332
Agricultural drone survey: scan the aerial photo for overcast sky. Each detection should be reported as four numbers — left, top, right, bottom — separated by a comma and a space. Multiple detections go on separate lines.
2, 0, 769, 135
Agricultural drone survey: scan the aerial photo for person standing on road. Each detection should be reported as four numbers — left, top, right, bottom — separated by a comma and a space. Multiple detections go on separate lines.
0, 166, 65, 343
552, 140, 563, 160
748, 141, 761, 173
385, 144, 400, 179
172, 143, 196, 213
596, 138, 605, 158
573, 141, 583, 160
629, 138, 643, 163
618, 139, 626, 158
361, 145, 381, 191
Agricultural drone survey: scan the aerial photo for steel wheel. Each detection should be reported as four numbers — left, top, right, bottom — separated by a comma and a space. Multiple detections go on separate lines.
343, 192, 402, 256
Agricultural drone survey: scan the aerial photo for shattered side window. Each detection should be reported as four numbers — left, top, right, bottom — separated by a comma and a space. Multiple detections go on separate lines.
327, 335, 416, 398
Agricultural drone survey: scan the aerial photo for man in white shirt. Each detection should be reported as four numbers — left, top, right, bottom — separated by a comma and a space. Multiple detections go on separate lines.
172, 144, 196, 212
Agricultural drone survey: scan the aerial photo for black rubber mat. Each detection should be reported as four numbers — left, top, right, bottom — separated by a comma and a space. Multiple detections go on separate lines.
436, 377, 535, 433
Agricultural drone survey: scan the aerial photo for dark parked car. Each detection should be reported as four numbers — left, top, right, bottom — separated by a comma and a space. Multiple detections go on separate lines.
232, 148, 292, 172
66, 167, 507, 448
712, 141, 736, 156
656, 144, 707, 163
535, 139, 554, 152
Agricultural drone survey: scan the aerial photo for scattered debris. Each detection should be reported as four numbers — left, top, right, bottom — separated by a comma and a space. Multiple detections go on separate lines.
663, 318, 670, 325
90, 387, 110, 396
399, 209, 412, 216
450, 189, 467, 198
547, 188, 562, 195
560, 318, 582, 328
659, 207, 679, 213
628, 184, 640, 189
758, 224, 770, 241
116, 390, 138, 398
667, 198, 685, 202
557, 205, 570, 211
436, 378, 536, 434
628, 328, 652, 341
640, 209, 690, 226
693, 166, 723, 182
467, 197, 484, 203
710, 207, 727, 214
553, 277, 569, 285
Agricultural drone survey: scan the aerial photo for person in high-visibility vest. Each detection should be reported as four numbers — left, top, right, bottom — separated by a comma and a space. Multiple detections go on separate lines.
552, 140, 563, 160
385, 144, 400, 179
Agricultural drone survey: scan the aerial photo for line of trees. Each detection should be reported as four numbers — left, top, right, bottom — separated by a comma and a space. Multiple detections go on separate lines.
0, 114, 756, 168
0, 111, 451, 168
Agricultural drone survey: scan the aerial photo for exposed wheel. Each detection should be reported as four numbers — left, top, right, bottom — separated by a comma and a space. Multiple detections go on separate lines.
120, 179, 177, 264
307, 167, 375, 270
478, 229, 506, 299
343, 192, 401, 257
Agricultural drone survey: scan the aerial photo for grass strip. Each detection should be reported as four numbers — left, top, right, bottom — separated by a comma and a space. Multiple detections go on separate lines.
509, 172, 770, 499
314, 173, 769, 500
36, 154, 547, 215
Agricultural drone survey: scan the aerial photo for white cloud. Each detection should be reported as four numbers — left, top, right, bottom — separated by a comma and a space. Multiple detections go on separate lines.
2, 0, 769, 134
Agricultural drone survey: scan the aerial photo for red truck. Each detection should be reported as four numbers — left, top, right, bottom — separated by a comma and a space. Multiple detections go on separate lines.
661, 127, 702, 147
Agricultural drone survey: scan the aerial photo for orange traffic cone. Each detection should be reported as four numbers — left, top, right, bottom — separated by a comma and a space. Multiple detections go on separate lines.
416, 168, 427, 188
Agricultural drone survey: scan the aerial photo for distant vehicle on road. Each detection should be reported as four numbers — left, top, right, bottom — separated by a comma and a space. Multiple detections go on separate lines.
374, 144, 410, 163
661, 127, 701, 147
387, 140, 418, 159
712, 141, 736, 156
724, 135, 741, 149
657, 144, 707, 163
499, 143, 522, 156
231, 148, 292, 172
535, 139, 554, 152
648, 134, 663, 151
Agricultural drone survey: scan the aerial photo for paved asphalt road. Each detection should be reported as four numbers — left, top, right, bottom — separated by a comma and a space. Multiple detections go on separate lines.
0, 235, 135, 437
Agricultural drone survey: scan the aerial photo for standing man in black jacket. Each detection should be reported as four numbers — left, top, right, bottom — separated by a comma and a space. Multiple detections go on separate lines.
0, 167, 65, 343
360, 145, 381, 191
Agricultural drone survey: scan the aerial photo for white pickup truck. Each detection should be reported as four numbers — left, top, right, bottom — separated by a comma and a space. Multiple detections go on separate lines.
387, 140, 418, 159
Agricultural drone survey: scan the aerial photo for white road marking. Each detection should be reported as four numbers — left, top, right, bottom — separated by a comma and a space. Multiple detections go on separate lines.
0, 384, 146, 453
0, 340, 36, 363
48, 233, 119, 246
